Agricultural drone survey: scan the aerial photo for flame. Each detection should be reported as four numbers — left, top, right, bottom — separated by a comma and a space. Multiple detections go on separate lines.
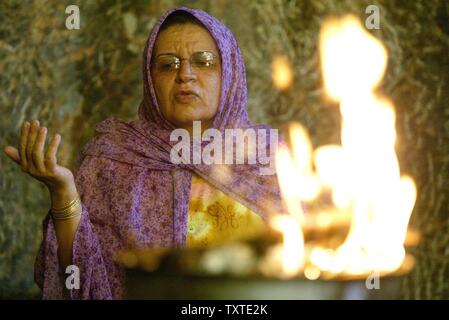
269, 215, 305, 278
276, 124, 320, 222
274, 15, 417, 278
320, 16, 387, 102
272, 55, 293, 91
268, 123, 316, 277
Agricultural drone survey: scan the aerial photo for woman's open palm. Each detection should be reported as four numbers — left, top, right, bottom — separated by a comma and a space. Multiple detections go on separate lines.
4, 119, 75, 192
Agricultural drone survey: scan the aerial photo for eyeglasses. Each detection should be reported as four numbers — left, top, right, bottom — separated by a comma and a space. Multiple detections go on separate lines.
152, 51, 219, 73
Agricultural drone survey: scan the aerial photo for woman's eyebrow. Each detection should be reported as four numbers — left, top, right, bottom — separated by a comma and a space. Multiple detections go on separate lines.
156, 51, 219, 58
156, 52, 177, 58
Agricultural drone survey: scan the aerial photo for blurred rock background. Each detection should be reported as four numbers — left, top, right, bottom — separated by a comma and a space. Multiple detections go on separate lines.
0, 0, 447, 298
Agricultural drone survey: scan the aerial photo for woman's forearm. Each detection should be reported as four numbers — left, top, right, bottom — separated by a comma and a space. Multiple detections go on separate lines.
49, 184, 82, 270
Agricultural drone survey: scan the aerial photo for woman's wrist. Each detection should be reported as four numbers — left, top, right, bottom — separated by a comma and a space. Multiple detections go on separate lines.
49, 182, 81, 219
51, 194, 82, 220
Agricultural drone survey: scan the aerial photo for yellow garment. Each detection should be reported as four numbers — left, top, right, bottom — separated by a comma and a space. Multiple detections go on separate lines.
187, 174, 268, 248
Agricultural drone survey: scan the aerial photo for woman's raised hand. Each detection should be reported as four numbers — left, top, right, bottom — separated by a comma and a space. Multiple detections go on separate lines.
4, 119, 75, 194
5, 120, 81, 268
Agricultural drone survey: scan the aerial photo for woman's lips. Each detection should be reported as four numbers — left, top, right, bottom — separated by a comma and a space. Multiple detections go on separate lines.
175, 93, 197, 104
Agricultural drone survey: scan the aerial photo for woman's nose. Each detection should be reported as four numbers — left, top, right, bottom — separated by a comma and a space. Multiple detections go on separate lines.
176, 60, 196, 83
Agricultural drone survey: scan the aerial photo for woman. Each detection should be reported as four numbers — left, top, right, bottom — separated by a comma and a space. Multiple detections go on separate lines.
4, 7, 283, 299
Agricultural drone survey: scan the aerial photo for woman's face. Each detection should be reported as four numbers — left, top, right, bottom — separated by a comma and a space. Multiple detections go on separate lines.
151, 23, 222, 133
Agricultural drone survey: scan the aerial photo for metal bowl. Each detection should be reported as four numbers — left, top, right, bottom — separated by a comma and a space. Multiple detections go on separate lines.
125, 269, 404, 299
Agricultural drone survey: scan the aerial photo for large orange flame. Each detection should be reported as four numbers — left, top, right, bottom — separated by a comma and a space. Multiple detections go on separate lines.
274, 15, 417, 278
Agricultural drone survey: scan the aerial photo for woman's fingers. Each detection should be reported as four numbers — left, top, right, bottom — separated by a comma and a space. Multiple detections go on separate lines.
19, 121, 30, 171
14, 120, 61, 177
44, 133, 61, 172
32, 126, 47, 172
26, 119, 40, 170
3, 146, 20, 164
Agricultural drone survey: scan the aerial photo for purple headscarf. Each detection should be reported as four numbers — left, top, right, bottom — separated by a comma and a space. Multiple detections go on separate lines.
34, 6, 283, 300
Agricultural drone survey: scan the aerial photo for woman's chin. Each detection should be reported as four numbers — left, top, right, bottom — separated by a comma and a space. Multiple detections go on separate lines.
172, 105, 203, 123
172, 116, 212, 131
165, 102, 215, 130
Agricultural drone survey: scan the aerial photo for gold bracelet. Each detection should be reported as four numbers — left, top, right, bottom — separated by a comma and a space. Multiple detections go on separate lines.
52, 195, 79, 211
51, 195, 82, 220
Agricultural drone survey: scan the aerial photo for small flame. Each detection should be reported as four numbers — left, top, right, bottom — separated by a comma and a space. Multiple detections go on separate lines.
269, 215, 305, 278
272, 55, 293, 91
269, 123, 318, 277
